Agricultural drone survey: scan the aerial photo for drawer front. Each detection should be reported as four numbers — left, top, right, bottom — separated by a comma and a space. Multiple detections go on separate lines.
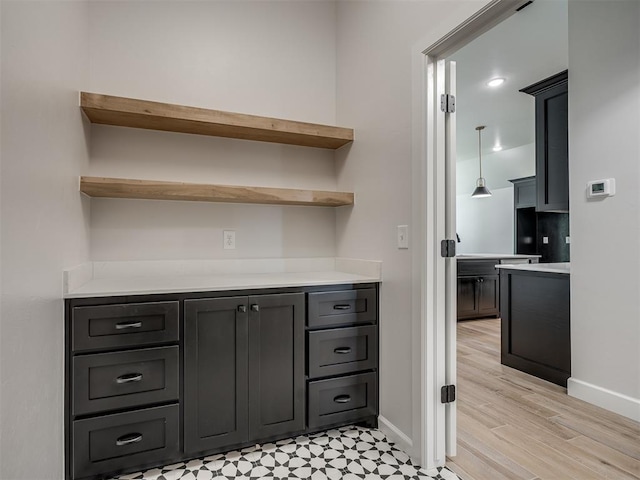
73, 404, 179, 479
308, 372, 377, 429
457, 260, 498, 276
73, 346, 179, 416
499, 258, 531, 265
308, 289, 377, 329
72, 301, 179, 352
308, 325, 378, 379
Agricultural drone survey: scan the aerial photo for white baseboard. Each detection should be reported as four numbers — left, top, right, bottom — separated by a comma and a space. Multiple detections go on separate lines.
567, 377, 640, 422
377, 415, 413, 454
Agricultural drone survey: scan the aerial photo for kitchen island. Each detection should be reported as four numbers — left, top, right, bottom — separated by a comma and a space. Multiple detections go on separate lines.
497, 262, 570, 386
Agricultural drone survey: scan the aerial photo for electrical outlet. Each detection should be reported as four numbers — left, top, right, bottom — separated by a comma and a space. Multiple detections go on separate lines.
566, 236, 571, 244
542, 236, 549, 244
223, 230, 236, 250
397, 225, 409, 249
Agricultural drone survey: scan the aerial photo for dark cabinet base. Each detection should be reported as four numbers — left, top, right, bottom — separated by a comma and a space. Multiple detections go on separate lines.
500, 269, 570, 386
66, 283, 379, 480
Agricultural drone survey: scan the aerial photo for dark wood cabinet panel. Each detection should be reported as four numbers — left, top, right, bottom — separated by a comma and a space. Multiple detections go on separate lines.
248, 293, 305, 441
307, 288, 376, 329
457, 260, 499, 320
73, 346, 179, 416
511, 176, 536, 209
72, 404, 180, 479
183, 297, 249, 454
457, 277, 479, 318
500, 269, 570, 386
308, 325, 378, 379
521, 71, 569, 213
72, 301, 179, 352
477, 275, 499, 316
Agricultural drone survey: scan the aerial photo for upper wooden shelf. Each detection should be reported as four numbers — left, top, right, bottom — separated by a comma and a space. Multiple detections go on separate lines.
80, 92, 354, 149
80, 177, 354, 207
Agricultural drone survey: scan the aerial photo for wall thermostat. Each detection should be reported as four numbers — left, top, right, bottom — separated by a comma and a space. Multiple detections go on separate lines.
587, 178, 615, 198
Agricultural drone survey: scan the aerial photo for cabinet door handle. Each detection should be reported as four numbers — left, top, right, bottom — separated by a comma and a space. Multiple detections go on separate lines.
333, 394, 351, 404
334, 347, 352, 354
115, 321, 143, 330
116, 433, 143, 446
333, 304, 351, 311
251, 304, 259, 312
237, 305, 247, 313
116, 373, 143, 384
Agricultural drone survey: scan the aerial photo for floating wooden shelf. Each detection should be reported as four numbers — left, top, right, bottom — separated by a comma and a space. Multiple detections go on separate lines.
80, 177, 354, 207
80, 92, 354, 149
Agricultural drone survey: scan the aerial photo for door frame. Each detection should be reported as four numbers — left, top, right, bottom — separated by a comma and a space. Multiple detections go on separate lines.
411, 0, 531, 469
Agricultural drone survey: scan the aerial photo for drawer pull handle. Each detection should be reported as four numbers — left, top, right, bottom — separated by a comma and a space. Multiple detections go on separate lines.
116, 433, 143, 446
334, 347, 352, 354
115, 321, 143, 330
116, 373, 143, 384
333, 304, 351, 311
333, 394, 351, 404
238, 305, 247, 313
251, 304, 260, 312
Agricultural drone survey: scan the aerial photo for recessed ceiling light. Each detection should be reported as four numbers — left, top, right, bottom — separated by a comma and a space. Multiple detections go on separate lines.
487, 77, 506, 87
493, 144, 503, 152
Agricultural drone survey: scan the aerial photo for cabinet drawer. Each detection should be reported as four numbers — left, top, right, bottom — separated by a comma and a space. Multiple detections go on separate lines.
308, 289, 376, 329
73, 346, 179, 416
308, 325, 377, 379
72, 301, 179, 352
73, 404, 179, 479
457, 260, 498, 276
308, 372, 377, 429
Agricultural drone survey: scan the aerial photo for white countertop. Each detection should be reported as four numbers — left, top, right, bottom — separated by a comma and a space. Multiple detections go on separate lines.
456, 254, 541, 259
495, 262, 570, 274
63, 258, 382, 298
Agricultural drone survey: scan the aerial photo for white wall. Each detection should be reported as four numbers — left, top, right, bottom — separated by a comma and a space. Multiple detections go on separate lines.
456, 142, 535, 192
87, 1, 339, 261
334, 0, 491, 458
456, 142, 535, 254
456, 187, 514, 254
567, 0, 640, 419
0, 2, 90, 478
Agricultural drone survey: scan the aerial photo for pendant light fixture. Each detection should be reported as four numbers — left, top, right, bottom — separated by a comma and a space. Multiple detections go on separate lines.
471, 125, 492, 198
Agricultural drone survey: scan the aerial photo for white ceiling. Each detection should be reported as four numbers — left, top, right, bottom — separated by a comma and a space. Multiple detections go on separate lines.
450, 0, 568, 163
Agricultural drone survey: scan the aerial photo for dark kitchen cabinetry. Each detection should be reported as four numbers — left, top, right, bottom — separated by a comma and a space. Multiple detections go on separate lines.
500, 268, 570, 386
184, 293, 305, 455
520, 70, 569, 213
65, 283, 378, 480
510, 176, 571, 262
457, 260, 499, 320
306, 288, 379, 430
67, 301, 181, 480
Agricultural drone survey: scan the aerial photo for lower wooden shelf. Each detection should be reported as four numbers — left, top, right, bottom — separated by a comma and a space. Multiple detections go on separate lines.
80, 176, 354, 207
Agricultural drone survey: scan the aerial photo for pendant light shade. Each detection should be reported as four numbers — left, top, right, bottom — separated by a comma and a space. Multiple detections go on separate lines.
471, 125, 492, 198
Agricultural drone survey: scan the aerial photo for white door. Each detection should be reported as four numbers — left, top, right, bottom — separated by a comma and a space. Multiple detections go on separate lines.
434, 58, 458, 459
443, 59, 458, 457
420, 55, 457, 468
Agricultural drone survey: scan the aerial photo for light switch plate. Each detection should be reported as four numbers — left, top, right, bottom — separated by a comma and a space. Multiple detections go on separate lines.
542, 236, 549, 244
223, 230, 236, 249
397, 225, 409, 249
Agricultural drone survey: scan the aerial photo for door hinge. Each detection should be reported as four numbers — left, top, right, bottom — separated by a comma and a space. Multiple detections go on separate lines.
441, 385, 456, 404
440, 94, 456, 113
441, 239, 456, 258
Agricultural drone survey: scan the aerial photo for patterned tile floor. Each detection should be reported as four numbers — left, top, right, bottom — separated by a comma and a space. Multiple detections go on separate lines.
113, 426, 461, 480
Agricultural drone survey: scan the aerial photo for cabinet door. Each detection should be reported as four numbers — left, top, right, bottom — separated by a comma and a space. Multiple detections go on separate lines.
248, 293, 305, 441
184, 297, 249, 454
457, 277, 478, 319
536, 82, 568, 212
477, 275, 499, 317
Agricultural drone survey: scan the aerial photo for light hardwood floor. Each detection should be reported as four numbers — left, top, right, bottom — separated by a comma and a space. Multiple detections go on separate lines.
447, 318, 640, 480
